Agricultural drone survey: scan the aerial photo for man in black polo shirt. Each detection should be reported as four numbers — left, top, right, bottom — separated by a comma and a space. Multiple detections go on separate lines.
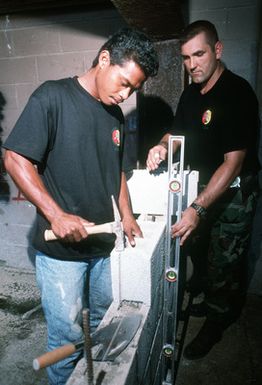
147, 20, 259, 360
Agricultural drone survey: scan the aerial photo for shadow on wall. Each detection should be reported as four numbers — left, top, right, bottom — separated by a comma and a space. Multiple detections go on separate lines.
0, 92, 10, 201
136, 94, 175, 168
123, 95, 175, 171
122, 109, 139, 172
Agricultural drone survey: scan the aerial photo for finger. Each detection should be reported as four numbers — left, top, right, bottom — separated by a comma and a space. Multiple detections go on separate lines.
78, 227, 89, 239
147, 149, 162, 168
171, 226, 181, 238
154, 152, 160, 161
171, 225, 187, 239
70, 228, 84, 242
154, 152, 165, 165
64, 225, 88, 242
146, 158, 156, 171
128, 234, 136, 247
147, 159, 159, 171
133, 228, 143, 238
179, 228, 192, 245
127, 229, 143, 247
64, 233, 77, 243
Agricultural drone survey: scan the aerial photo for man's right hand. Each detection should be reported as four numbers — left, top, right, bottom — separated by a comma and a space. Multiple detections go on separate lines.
50, 212, 95, 243
3, 150, 95, 243
146, 143, 168, 171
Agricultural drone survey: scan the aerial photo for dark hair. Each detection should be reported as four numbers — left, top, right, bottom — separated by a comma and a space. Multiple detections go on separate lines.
92, 27, 159, 78
179, 20, 219, 50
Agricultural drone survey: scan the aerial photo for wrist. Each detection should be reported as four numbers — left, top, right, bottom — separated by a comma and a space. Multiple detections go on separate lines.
190, 202, 207, 219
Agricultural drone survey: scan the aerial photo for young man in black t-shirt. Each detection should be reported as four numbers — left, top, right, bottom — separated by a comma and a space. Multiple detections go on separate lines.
4, 28, 158, 384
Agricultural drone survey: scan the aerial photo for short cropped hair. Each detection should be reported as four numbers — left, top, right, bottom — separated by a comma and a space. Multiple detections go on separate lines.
92, 27, 159, 78
179, 20, 219, 50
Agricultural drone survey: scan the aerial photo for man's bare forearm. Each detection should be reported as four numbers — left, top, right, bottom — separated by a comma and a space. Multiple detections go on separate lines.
194, 149, 246, 209
4, 150, 94, 241
171, 149, 246, 245
118, 172, 133, 219
4, 150, 64, 222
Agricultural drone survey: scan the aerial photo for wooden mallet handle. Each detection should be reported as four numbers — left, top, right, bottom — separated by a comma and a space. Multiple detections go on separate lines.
44, 222, 115, 241
33, 343, 78, 370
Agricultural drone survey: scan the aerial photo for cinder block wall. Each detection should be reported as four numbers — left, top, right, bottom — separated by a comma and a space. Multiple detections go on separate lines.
0, 8, 131, 144
188, 0, 261, 88
0, 8, 132, 268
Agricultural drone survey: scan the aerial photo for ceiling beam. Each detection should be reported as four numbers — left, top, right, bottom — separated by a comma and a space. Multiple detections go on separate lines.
0, 0, 112, 14
111, 0, 185, 40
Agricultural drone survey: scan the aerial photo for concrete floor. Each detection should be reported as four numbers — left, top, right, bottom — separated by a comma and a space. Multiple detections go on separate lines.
0, 265, 262, 385
0, 265, 48, 385
175, 293, 262, 385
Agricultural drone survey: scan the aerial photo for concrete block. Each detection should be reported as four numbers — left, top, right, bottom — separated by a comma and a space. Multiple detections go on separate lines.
127, 169, 169, 216
67, 283, 166, 384
37, 52, 85, 82
190, 9, 228, 39
59, 22, 109, 52
16, 83, 37, 109
127, 168, 198, 216
110, 219, 166, 306
83, 51, 97, 71
222, 40, 257, 87
59, 13, 125, 53
226, 6, 258, 39
0, 57, 36, 84
190, 0, 256, 10
0, 84, 17, 109
0, 31, 14, 58
140, 313, 163, 385
12, 27, 61, 56
1, 108, 21, 140
0, 9, 121, 30
135, 297, 164, 383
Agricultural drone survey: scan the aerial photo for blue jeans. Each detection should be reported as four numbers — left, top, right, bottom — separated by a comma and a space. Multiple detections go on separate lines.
35, 252, 113, 385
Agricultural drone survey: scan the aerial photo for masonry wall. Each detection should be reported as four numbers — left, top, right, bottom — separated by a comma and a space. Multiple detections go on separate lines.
188, 0, 261, 88
0, 7, 132, 268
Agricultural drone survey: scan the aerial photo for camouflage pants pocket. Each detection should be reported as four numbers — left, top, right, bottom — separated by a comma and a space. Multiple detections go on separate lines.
205, 190, 257, 317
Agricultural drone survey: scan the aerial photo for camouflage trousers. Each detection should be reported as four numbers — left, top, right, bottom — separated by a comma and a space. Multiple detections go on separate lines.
190, 186, 258, 327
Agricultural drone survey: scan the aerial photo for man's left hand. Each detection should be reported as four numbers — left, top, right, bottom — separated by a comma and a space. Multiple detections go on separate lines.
122, 215, 143, 247
171, 207, 200, 246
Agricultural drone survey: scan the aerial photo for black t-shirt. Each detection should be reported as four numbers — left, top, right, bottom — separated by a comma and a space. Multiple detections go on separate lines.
172, 69, 260, 184
4, 77, 125, 260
